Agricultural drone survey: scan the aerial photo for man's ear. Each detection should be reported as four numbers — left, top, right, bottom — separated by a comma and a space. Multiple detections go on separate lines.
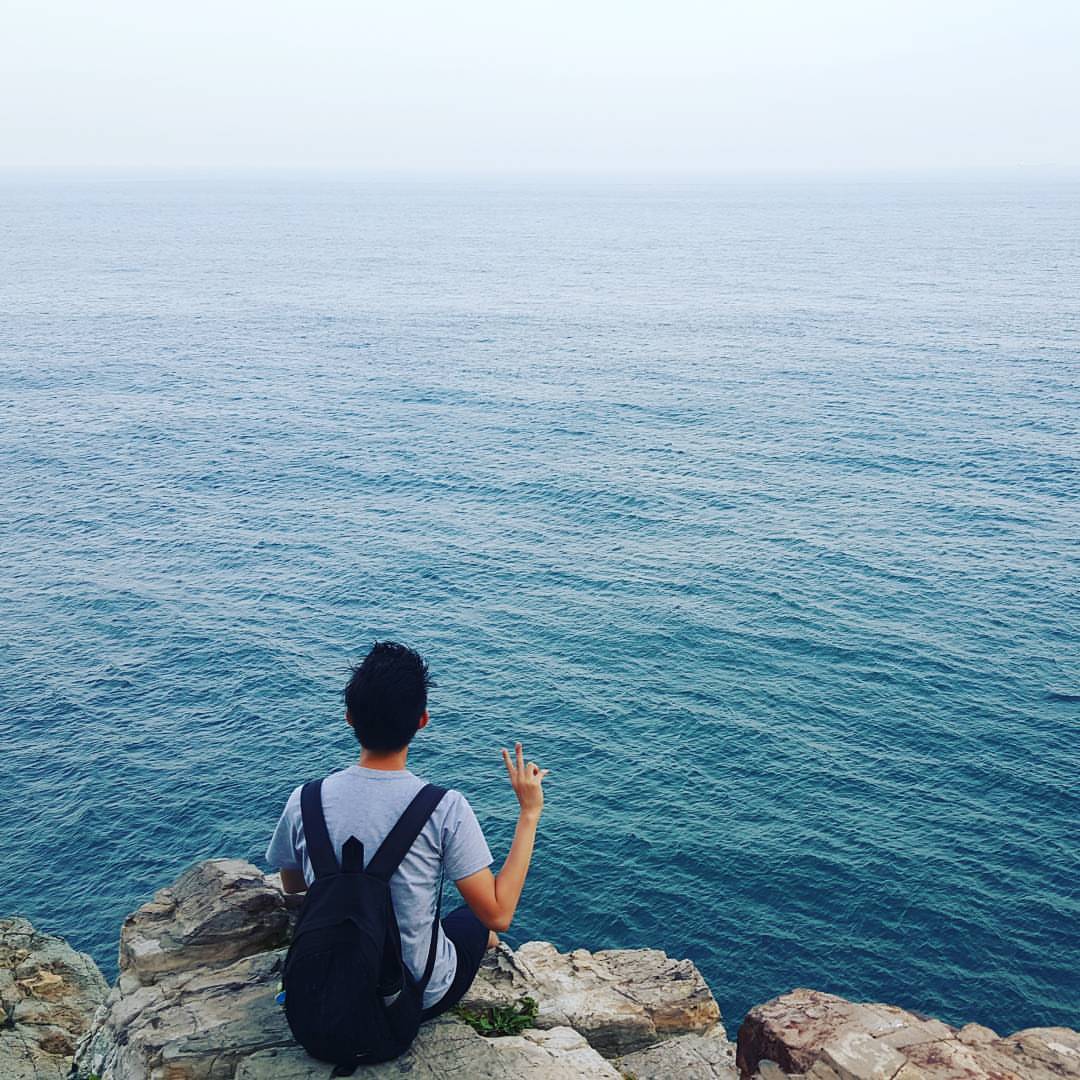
345, 710, 354, 728
418, 710, 429, 730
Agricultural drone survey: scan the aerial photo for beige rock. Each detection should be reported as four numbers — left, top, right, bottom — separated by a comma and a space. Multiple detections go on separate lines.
616, 1025, 738, 1079
891, 1065, 935, 1080
0, 916, 108, 1080
955, 1024, 999, 1046
597, 948, 723, 1037
820, 1030, 907, 1080
118, 859, 296, 987
899, 1037, 997, 1078
515, 1027, 626, 1077
849, 1005, 912, 1037
462, 939, 722, 1056
39, 857, 1079, 1080
967, 1026, 1080, 1080
879, 1021, 955, 1050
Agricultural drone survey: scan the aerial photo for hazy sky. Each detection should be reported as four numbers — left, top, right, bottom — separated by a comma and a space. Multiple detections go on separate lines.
3, 0, 1078, 173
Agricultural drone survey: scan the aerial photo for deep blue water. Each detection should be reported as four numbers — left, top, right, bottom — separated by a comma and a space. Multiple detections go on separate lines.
0, 176, 1077, 1035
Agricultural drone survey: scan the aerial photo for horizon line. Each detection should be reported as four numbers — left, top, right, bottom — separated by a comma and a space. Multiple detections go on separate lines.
2, 163, 1079, 184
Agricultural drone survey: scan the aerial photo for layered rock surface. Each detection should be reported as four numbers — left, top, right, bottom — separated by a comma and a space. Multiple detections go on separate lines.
71, 859, 732, 1078
0, 916, 108, 1079
736, 987, 1080, 1080
3, 859, 1076, 1078
461, 938, 724, 1057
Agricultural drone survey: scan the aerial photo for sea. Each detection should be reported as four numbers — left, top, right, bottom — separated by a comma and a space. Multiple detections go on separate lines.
0, 174, 1077, 1035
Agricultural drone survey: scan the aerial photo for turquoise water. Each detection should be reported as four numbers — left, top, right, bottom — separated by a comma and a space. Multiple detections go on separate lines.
0, 176, 1077, 1034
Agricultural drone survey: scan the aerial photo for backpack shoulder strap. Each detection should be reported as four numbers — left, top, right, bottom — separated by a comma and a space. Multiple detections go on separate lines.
365, 784, 448, 882
300, 779, 339, 880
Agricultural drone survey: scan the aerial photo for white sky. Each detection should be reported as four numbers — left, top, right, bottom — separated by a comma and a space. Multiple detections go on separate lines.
2, 0, 1078, 173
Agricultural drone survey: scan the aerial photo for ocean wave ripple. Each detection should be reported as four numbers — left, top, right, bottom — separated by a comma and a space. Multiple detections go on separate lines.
0, 177, 1077, 1033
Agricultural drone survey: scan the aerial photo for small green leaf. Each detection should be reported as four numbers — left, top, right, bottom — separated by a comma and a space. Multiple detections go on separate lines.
453, 995, 541, 1037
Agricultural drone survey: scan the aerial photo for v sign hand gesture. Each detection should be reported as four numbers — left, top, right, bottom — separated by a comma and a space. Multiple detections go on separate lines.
501, 741, 549, 819
454, 740, 549, 935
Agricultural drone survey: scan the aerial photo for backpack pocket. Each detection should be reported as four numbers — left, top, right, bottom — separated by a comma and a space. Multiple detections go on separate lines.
285, 923, 391, 1065
379, 973, 423, 1053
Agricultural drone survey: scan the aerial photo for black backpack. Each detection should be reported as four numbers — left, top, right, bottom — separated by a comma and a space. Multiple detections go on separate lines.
283, 778, 448, 1070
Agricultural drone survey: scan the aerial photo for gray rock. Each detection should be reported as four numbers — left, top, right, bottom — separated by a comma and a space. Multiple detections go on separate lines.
617, 1024, 738, 1079
234, 1020, 622, 1078
118, 859, 297, 988
0, 916, 108, 1080
75, 948, 293, 1079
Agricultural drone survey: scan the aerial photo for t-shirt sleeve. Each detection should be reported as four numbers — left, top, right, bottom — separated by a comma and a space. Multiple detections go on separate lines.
441, 791, 494, 882
265, 786, 303, 871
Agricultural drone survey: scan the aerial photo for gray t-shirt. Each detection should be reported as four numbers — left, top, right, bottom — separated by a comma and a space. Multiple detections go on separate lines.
265, 765, 493, 1009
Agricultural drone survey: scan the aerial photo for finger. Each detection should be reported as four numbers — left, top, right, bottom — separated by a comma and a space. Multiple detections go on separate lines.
501, 748, 515, 781
527, 761, 539, 777
515, 741, 525, 774
538, 769, 550, 780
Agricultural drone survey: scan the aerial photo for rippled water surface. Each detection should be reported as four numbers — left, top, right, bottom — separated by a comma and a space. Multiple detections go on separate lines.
1, 176, 1077, 1033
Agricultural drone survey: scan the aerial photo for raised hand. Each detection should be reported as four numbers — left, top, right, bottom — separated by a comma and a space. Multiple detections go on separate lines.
501, 741, 549, 818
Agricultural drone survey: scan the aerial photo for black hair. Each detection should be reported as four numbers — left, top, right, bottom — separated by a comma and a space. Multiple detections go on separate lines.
343, 640, 432, 752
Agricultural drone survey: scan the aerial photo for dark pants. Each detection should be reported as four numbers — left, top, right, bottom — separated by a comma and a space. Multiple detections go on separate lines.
420, 906, 490, 1021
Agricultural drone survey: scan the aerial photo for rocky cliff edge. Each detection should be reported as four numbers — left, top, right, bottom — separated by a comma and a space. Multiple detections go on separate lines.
1, 859, 1076, 1079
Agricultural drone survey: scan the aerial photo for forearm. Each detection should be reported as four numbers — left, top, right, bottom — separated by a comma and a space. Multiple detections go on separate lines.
492, 809, 540, 927
279, 868, 308, 894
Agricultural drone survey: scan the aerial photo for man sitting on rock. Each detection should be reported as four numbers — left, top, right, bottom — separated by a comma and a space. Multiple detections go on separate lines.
265, 639, 549, 1020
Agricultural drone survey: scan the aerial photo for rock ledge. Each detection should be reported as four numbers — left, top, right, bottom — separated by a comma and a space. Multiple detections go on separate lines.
71, 859, 731, 1079
736, 987, 1080, 1080
2, 859, 1076, 1079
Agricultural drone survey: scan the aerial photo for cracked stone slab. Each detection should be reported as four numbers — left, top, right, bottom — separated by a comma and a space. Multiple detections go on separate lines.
879, 1022, 955, 1051
234, 1018, 622, 1079
462, 939, 722, 1056
616, 1024, 738, 1079
820, 1030, 907, 1080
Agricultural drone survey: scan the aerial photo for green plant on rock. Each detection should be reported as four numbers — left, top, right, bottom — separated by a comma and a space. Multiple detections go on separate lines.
453, 995, 539, 1037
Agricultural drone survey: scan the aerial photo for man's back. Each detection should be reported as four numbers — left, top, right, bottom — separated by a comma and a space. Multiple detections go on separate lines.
266, 764, 492, 1009
266, 640, 548, 1027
